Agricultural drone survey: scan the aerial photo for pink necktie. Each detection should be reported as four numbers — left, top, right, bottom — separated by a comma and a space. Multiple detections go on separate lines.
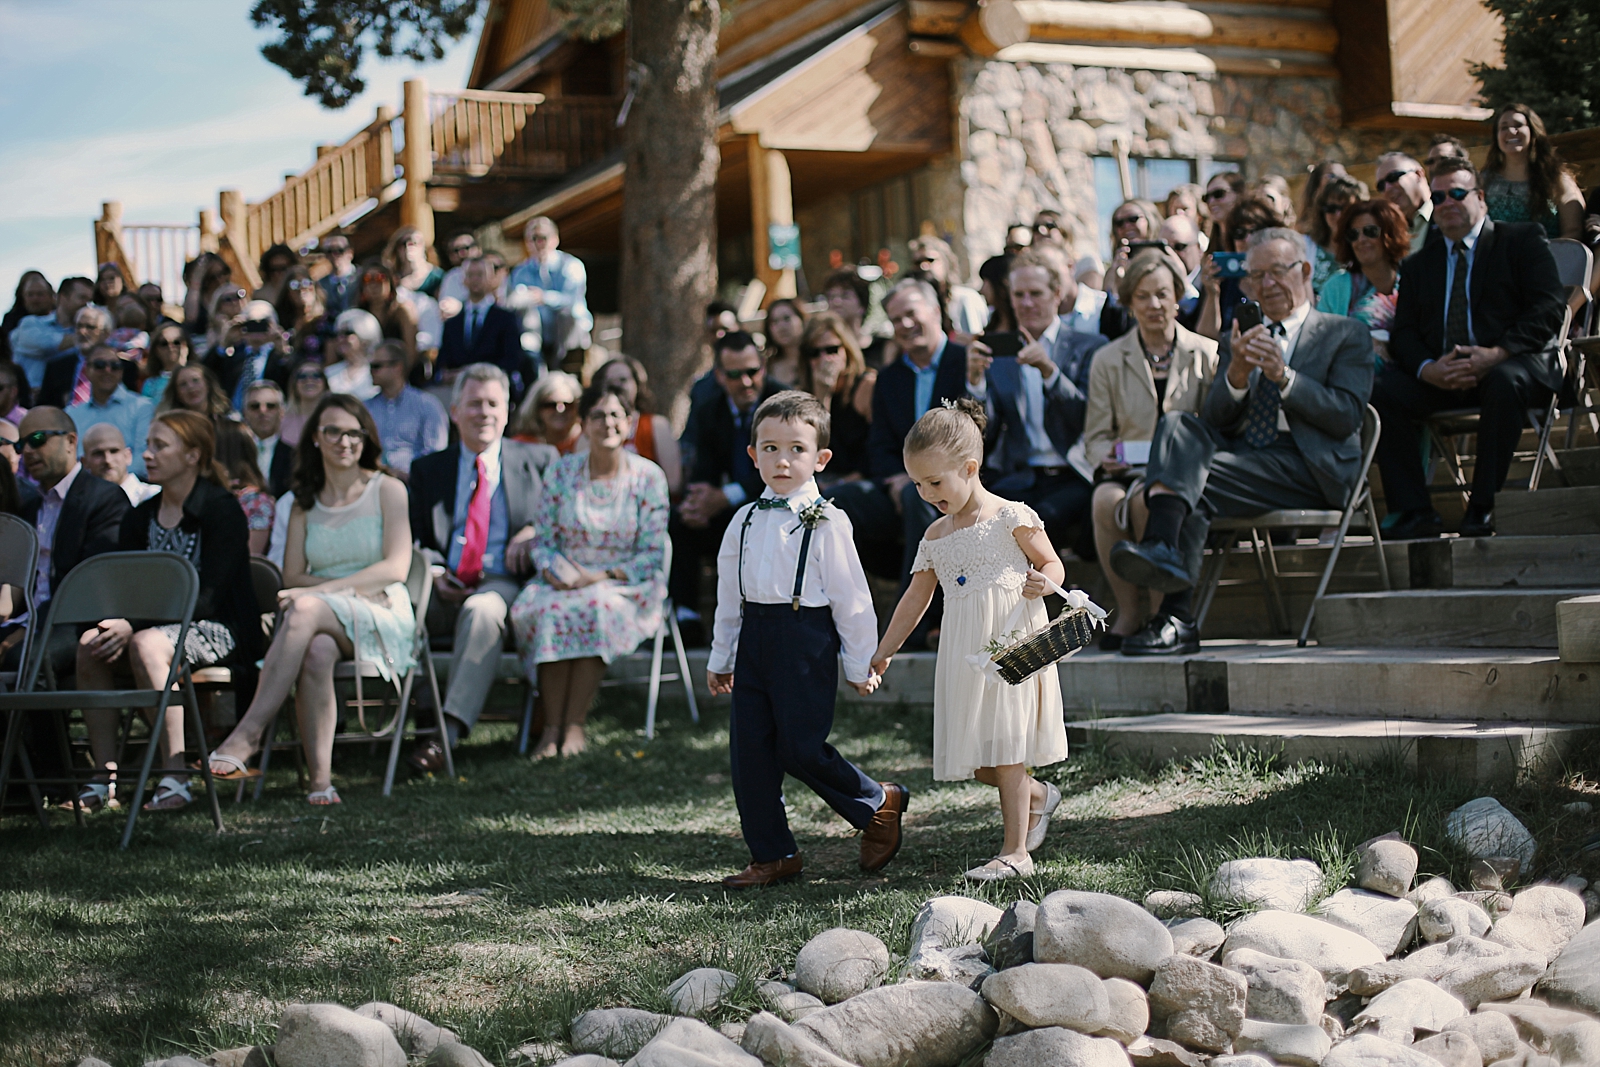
457, 454, 491, 586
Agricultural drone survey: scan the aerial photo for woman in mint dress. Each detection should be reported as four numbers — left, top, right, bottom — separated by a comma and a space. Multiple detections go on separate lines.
207, 394, 414, 804
511, 384, 668, 759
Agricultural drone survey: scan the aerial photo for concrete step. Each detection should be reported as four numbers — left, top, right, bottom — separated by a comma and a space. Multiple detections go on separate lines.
1497, 487, 1600, 535
1312, 588, 1600, 648
1558, 595, 1600, 662
1066, 713, 1597, 788
1409, 534, 1600, 589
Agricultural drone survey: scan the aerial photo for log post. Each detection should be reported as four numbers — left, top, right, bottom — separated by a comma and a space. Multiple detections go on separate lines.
96, 201, 123, 271
748, 136, 797, 302
960, 0, 1028, 56
199, 209, 220, 254
400, 79, 435, 243
368, 104, 397, 196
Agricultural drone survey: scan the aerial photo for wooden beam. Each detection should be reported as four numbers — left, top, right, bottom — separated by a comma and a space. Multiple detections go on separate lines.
748, 135, 798, 302
996, 41, 1216, 72
1021, 1, 1337, 54
718, 0, 874, 77
909, 37, 966, 57
961, 0, 1029, 56
908, 0, 972, 37
400, 78, 435, 243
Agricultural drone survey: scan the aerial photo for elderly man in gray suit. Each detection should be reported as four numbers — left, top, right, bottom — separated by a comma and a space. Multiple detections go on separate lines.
406, 363, 558, 770
968, 249, 1107, 543
1110, 227, 1375, 655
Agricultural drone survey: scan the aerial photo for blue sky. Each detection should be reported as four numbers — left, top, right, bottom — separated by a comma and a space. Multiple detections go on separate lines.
0, 0, 476, 303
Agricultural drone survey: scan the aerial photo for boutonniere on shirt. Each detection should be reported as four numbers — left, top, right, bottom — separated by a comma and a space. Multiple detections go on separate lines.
793, 499, 829, 531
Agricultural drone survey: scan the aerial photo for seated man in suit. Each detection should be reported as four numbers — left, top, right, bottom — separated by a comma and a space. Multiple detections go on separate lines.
968, 249, 1107, 546
1109, 228, 1375, 655
669, 332, 777, 642
241, 381, 294, 498
436, 257, 529, 397
407, 363, 558, 772
1372, 157, 1567, 539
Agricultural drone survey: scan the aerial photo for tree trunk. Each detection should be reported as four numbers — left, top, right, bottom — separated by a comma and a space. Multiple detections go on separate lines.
620, 0, 720, 427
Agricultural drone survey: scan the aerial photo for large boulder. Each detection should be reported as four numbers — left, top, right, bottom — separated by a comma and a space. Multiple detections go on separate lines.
984, 1027, 1131, 1067
1034, 891, 1175, 984
1232, 1019, 1332, 1067
1222, 947, 1326, 1026
1098, 978, 1149, 1045
1221, 911, 1386, 988
1549, 1019, 1600, 1067
1322, 1033, 1445, 1066
981, 963, 1110, 1033
1417, 898, 1493, 944
624, 1017, 761, 1067
758, 980, 825, 1022
1444, 798, 1537, 869
1315, 889, 1419, 957
667, 968, 741, 1016
1165, 918, 1225, 959
1147, 955, 1247, 1054
1486, 886, 1586, 964
907, 896, 1004, 972
1476, 1001, 1596, 1050
739, 1012, 859, 1067
1441, 1013, 1519, 1064
353, 1003, 458, 1057
1407, 877, 1456, 908
1409, 1031, 1482, 1067
570, 1009, 670, 1060
1210, 858, 1324, 913
793, 928, 890, 1004
275, 1004, 407, 1067
1347, 936, 1545, 1007
984, 900, 1038, 971
793, 981, 998, 1067
424, 1046, 491, 1067
1144, 891, 1204, 920
1351, 979, 1467, 1043
1536, 915, 1600, 1015
1357, 837, 1419, 899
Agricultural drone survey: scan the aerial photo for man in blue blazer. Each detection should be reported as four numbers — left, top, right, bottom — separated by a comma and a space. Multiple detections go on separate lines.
969, 250, 1106, 545
436, 258, 532, 400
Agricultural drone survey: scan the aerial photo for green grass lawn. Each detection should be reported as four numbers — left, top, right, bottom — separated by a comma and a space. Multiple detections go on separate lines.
1, 692, 1596, 1066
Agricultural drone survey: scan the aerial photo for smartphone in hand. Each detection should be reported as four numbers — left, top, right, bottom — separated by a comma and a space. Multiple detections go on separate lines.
980, 331, 1023, 358
1212, 251, 1248, 279
1234, 299, 1265, 334
547, 553, 582, 586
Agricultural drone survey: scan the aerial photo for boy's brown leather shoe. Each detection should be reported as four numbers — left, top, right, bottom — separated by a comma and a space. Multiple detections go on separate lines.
722, 854, 804, 889
860, 782, 910, 871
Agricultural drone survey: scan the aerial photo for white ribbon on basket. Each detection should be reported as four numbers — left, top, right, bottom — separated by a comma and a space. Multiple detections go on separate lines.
965, 573, 1108, 681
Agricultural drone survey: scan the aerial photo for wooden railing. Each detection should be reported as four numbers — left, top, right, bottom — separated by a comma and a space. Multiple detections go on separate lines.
429, 88, 545, 177
429, 92, 621, 178
93, 202, 215, 304
245, 107, 397, 256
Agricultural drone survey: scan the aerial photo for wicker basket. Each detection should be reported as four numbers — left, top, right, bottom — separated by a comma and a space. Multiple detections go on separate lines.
990, 607, 1101, 685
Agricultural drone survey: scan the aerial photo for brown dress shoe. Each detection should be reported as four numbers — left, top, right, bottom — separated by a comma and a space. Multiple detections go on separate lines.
408, 738, 447, 774
860, 782, 910, 872
722, 854, 803, 889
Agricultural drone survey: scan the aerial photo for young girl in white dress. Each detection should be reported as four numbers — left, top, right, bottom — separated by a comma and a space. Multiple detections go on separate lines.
871, 399, 1069, 882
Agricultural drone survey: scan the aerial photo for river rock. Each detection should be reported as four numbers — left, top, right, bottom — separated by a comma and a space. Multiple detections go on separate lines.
1222, 911, 1386, 988
1486, 886, 1585, 964
1211, 1057, 1274, 1067
794, 981, 998, 1067
1410, 1031, 1482, 1067
740, 1012, 859, 1067
275, 1004, 407, 1067
1349, 935, 1545, 1007
1536, 915, 1600, 1015
74, 1060, 113, 1067
794, 928, 889, 1004
1352, 979, 1467, 1043
1034, 891, 1176, 984
1445, 799, 1537, 870
985, 1027, 1131, 1067
1418, 898, 1493, 943
1316, 888, 1419, 956
425, 1045, 490, 1067
570, 1009, 670, 1060
759, 980, 825, 1022
1233, 1019, 1332, 1067
1358, 837, 1419, 898
1468, 858, 1521, 892
982, 962, 1110, 1033
1548, 1019, 1600, 1067
1144, 891, 1204, 920
1148, 954, 1247, 1054
985, 900, 1038, 971
1442, 1013, 1519, 1064
1408, 877, 1456, 907
1165, 918, 1225, 959
1477, 1002, 1596, 1050
913, 943, 995, 989
1223, 946, 1326, 1025
1323, 1033, 1444, 1066
626, 1017, 761, 1067
1457, 891, 1515, 920
908, 896, 1004, 980
1099, 978, 1149, 1044
552, 1059, 619, 1067
1125, 1037, 1205, 1067
1211, 858, 1324, 913
354, 1002, 459, 1056
667, 968, 741, 1016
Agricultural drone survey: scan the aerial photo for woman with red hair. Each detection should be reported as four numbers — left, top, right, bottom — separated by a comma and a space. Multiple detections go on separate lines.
1317, 198, 1411, 367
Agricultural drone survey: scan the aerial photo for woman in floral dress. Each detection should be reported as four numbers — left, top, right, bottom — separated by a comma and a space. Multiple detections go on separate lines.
511, 382, 669, 758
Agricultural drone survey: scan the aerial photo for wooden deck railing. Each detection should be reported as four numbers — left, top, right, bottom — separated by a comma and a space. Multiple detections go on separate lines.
93, 203, 215, 303
245, 107, 397, 255
429, 88, 546, 177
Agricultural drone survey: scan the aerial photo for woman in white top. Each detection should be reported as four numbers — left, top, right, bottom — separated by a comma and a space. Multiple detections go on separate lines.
323, 308, 382, 400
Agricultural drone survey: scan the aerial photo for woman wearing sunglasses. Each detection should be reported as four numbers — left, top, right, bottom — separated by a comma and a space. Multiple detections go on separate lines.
282, 358, 328, 446
512, 370, 584, 454
274, 265, 333, 363
1303, 175, 1369, 300
799, 311, 875, 487
142, 323, 189, 401
205, 393, 413, 804
1316, 199, 1410, 369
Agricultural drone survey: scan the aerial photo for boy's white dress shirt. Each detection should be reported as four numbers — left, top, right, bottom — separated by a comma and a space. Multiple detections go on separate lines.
708, 478, 878, 684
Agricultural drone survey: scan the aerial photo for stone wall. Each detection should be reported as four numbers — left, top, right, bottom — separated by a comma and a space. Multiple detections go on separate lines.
955, 57, 1441, 282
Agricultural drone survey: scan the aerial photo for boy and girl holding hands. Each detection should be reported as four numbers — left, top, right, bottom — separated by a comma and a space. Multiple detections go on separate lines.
708, 390, 1069, 888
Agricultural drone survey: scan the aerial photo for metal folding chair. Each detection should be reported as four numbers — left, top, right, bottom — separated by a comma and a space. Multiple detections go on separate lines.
0, 514, 39, 695
0, 551, 218, 849
1194, 405, 1389, 647
253, 548, 451, 799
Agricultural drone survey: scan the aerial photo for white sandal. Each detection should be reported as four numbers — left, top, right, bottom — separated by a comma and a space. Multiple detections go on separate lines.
307, 786, 341, 806
1026, 781, 1062, 852
965, 855, 1035, 883
65, 780, 115, 813
143, 776, 192, 812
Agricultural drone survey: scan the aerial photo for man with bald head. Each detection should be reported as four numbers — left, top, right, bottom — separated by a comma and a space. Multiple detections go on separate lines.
81, 422, 158, 505
18, 407, 130, 611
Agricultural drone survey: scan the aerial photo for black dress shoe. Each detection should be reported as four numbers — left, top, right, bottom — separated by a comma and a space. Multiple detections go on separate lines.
1109, 539, 1194, 594
1387, 509, 1443, 540
1121, 612, 1200, 656
1458, 508, 1494, 538
408, 738, 447, 774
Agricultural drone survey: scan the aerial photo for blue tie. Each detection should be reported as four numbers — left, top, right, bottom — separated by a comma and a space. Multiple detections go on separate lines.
1241, 322, 1287, 448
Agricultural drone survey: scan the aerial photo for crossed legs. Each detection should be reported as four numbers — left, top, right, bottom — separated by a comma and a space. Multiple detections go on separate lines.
1092, 482, 1160, 636
532, 656, 606, 759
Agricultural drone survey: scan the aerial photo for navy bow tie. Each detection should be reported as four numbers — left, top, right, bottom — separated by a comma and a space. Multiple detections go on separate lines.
754, 497, 792, 511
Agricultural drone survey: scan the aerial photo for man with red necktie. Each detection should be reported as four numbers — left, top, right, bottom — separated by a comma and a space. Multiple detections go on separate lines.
407, 363, 558, 772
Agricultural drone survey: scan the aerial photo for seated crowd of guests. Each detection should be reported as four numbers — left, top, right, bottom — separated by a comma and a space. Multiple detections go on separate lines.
0, 102, 1592, 808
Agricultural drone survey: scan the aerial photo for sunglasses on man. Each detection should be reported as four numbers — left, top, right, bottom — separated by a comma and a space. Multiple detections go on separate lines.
88, 358, 124, 373
1430, 188, 1475, 205
1375, 168, 1417, 192
18, 429, 72, 451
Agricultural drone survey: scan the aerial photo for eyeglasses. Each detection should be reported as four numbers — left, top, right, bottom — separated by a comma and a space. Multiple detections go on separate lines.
1430, 188, 1474, 204
295, 371, 325, 382
1112, 214, 1142, 227
361, 272, 388, 284
287, 278, 315, 291
1323, 202, 1350, 215
1375, 168, 1417, 192
334, 328, 360, 338
369, 360, 403, 370
809, 344, 844, 356
537, 399, 573, 412
1033, 222, 1060, 234
0, 438, 16, 452
1346, 224, 1384, 241
1203, 188, 1232, 202
720, 368, 761, 383
317, 425, 367, 445
1168, 241, 1192, 253
152, 337, 183, 349
246, 400, 283, 411
87, 359, 122, 372
1245, 261, 1306, 285
19, 429, 71, 450
323, 244, 351, 255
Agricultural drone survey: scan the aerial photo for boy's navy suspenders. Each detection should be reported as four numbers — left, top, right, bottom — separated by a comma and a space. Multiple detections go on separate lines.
737, 498, 818, 611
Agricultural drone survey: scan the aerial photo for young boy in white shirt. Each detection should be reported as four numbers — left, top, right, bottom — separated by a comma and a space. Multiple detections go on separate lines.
707, 391, 908, 888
